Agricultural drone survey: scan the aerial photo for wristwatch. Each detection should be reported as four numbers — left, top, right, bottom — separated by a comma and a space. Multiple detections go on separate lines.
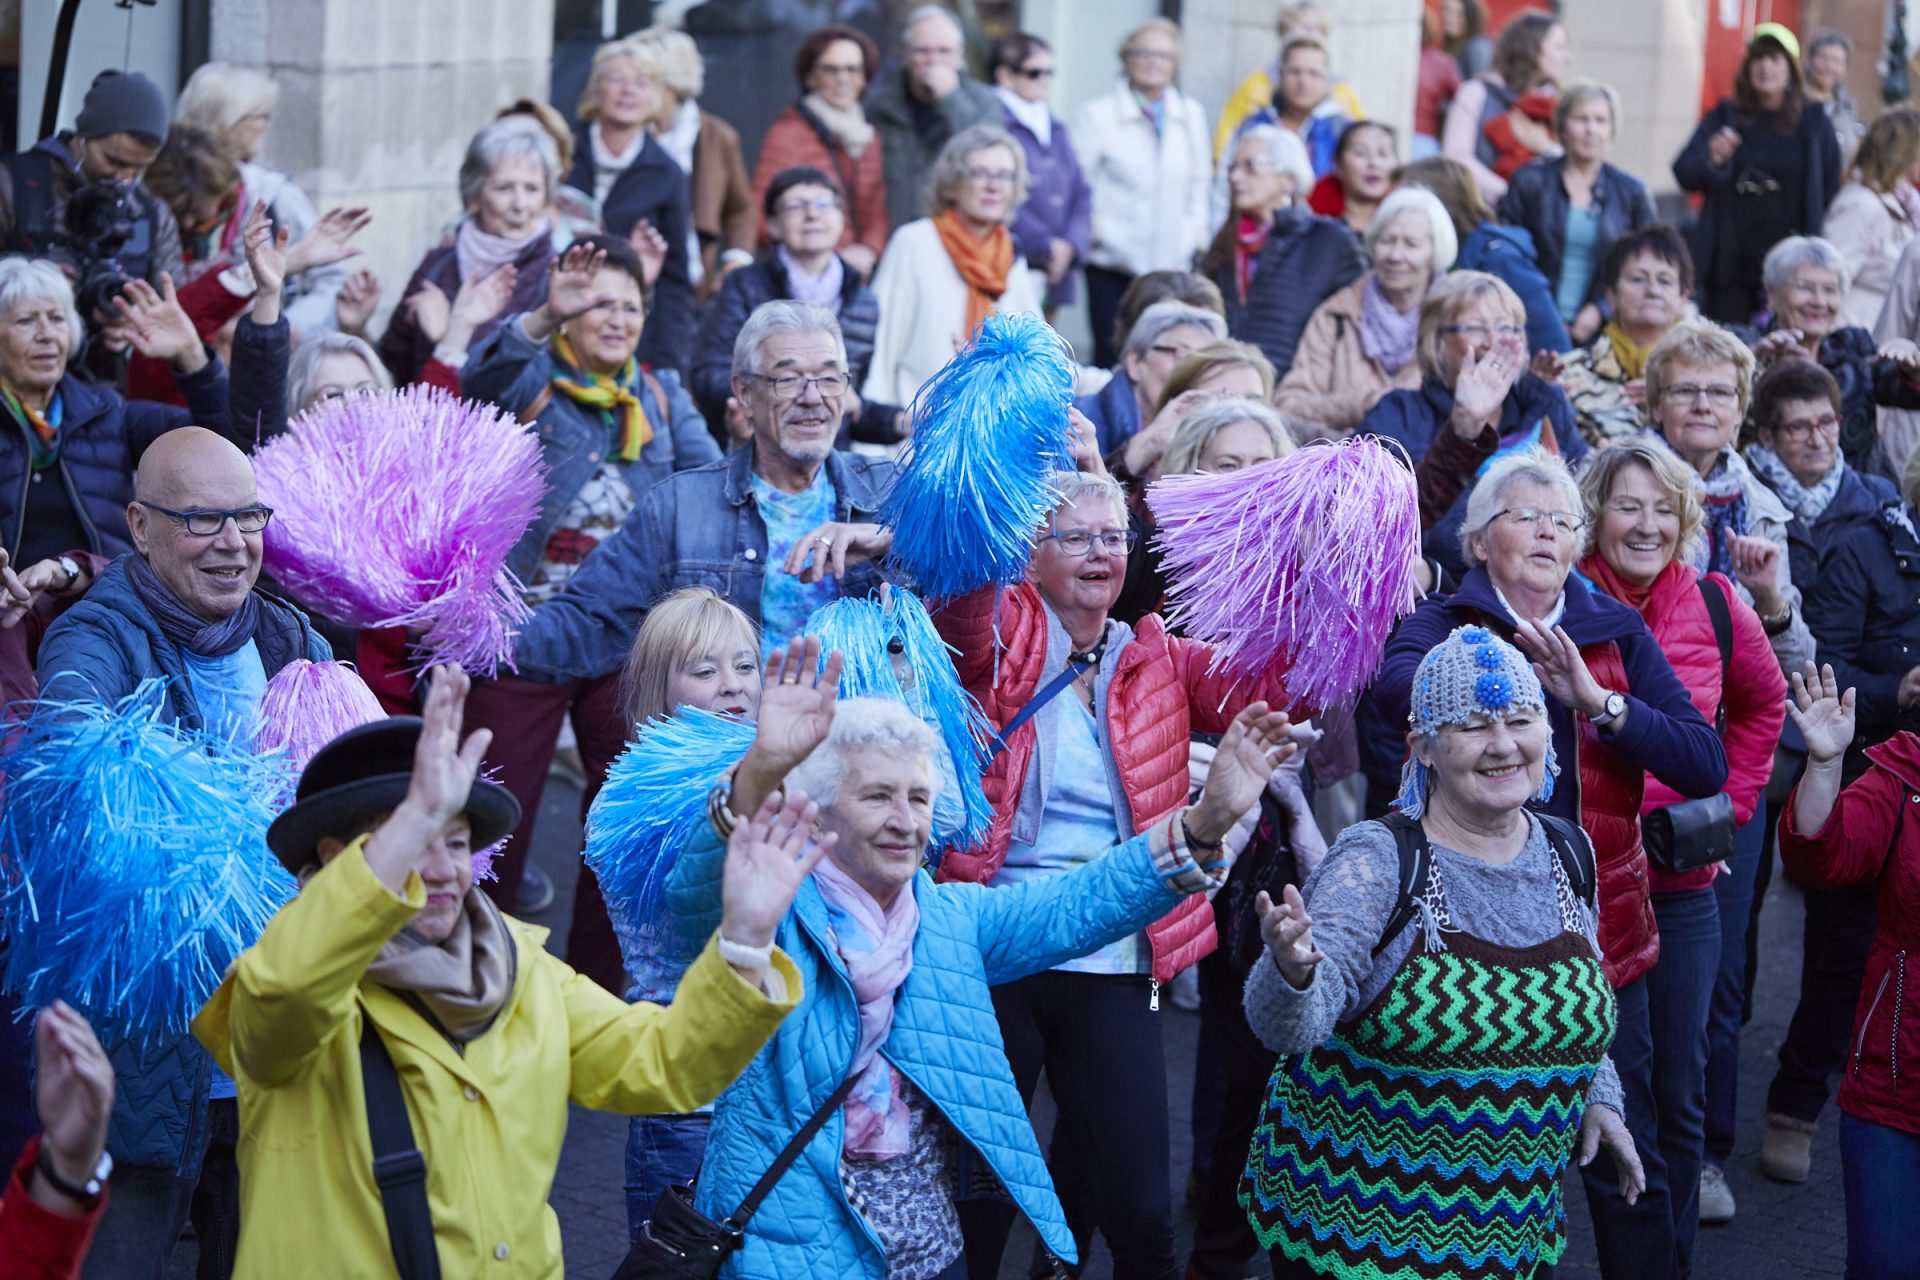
36, 1142, 110, 1208
1590, 691, 1628, 729
55, 555, 81, 592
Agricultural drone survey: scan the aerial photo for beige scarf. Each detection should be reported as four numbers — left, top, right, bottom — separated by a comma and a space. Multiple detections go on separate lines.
801, 92, 874, 158
364, 888, 517, 1043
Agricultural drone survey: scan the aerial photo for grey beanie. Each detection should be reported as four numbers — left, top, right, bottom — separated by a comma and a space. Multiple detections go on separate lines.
73, 70, 169, 144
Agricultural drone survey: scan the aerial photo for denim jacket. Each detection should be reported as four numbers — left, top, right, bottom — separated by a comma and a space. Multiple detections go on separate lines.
512, 444, 893, 682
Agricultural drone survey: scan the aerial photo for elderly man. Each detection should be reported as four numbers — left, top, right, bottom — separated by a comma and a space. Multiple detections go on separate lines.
865, 5, 1001, 233
33, 424, 329, 1280
191, 666, 808, 1278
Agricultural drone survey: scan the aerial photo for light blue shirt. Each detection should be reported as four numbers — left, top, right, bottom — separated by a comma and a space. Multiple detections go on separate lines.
1556, 205, 1601, 323
180, 641, 267, 747
751, 469, 838, 657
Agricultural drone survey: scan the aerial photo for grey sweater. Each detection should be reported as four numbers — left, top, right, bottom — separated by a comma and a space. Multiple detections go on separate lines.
1243, 815, 1625, 1115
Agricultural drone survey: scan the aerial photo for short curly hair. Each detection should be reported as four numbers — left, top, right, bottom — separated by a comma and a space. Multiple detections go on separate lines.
1644, 318, 1757, 419
924, 124, 1028, 219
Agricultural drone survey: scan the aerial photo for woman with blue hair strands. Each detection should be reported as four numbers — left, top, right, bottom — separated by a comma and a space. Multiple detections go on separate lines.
1244, 625, 1643, 1280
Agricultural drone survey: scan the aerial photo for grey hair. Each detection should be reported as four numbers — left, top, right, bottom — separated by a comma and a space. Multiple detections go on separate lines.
287, 332, 393, 415
1762, 235, 1851, 298
174, 62, 279, 137
786, 697, 942, 811
730, 299, 849, 378
0, 256, 82, 352
901, 4, 964, 46
1047, 469, 1128, 526
1159, 399, 1291, 477
1233, 124, 1315, 201
1366, 186, 1458, 272
1122, 301, 1228, 362
1459, 447, 1590, 568
458, 116, 560, 211
926, 124, 1029, 218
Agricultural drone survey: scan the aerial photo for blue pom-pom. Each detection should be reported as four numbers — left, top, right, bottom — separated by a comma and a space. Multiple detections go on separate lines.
1475, 645, 1505, 671
879, 313, 1075, 599
0, 681, 296, 1045
1474, 671, 1515, 710
1459, 626, 1494, 647
807, 589, 992, 858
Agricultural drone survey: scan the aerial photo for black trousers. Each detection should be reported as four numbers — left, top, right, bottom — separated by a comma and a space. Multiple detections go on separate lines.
958, 969, 1178, 1280
1767, 881, 1879, 1123
1185, 946, 1280, 1279
1084, 266, 1136, 370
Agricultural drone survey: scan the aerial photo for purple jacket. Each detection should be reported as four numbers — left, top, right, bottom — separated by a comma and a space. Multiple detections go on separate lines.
376, 234, 556, 387
1003, 106, 1093, 308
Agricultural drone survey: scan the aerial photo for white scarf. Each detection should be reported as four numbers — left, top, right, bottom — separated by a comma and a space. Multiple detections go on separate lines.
590, 121, 645, 207
995, 85, 1052, 148
655, 98, 700, 175
800, 92, 874, 159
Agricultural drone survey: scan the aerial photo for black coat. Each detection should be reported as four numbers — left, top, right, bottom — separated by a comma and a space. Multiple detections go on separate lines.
1734, 325, 1920, 482
1212, 205, 1365, 378
566, 125, 696, 375
1496, 158, 1658, 312
1674, 99, 1840, 302
1805, 501, 1920, 750
1752, 460, 1897, 595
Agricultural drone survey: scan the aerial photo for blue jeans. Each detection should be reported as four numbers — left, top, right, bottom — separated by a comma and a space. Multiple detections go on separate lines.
1645, 889, 1720, 1277
1839, 1112, 1920, 1279
1705, 812, 1766, 1166
623, 1112, 713, 1242
1580, 975, 1678, 1280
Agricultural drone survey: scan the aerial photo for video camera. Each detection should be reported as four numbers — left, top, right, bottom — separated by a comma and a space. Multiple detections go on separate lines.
55, 180, 140, 318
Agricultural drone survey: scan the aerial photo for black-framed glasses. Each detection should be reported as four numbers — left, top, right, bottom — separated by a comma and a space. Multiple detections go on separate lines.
138, 502, 274, 536
1038, 528, 1137, 556
745, 370, 850, 399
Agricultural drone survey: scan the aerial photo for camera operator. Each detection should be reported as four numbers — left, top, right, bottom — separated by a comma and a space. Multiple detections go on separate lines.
0, 70, 184, 363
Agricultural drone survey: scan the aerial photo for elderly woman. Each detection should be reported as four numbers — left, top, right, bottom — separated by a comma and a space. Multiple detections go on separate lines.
1360, 270, 1584, 584
1399, 155, 1569, 353
1305, 119, 1398, 235
750, 25, 886, 278
630, 28, 755, 301
0, 257, 237, 564
1443, 10, 1571, 204
1072, 18, 1214, 368
863, 125, 1044, 409
190, 667, 809, 1277
1556, 224, 1693, 445
991, 31, 1093, 316
1498, 79, 1658, 343
286, 332, 390, 417
1776, 665, 1920, 1280
377, 116, 560, 386
561, 38, 694, 372
1376, 448, 1727, 1274
1576, 440, 1787, 1269
1745, 235, 1920, 482
1675, 25, 1842, 325
1822, 108, 1920, 329
1202, 124, 1364, 378
661, 638, 1292, 1278
1275, 185, 1456, 441
693, 167, 901, 447
1077, 298, 1226, 456
1111, 338, 1277, 485
1249, 626, 1642, 1279
454, 236, 720, 990
927, 469, 1298, 1279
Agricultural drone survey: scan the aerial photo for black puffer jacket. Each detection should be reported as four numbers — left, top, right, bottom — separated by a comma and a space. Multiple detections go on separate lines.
1208, 205, 1364, 378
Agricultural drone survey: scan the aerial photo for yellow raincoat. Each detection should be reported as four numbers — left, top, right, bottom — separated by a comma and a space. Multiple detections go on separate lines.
191, 837, 799, 1278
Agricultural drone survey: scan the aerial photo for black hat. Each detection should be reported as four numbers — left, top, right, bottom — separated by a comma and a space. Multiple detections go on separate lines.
265, 717, 521, 873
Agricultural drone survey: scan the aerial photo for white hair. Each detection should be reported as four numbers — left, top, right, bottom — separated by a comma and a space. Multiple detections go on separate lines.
458, 116, 560, 210
1367, 186, 1459, 273
1234, 125, 1315, 201
786, 698, 942, 810
174, 62, 278, 137
0, 256, 82, 353
1048, 469, 1128, 526
901, 4, 964, 46
1122, 301, 1228, 361
730, 299, 849, 378
287, 332, 393, 414
1459, 447, 1591, 567
1762, 235, 1851, 298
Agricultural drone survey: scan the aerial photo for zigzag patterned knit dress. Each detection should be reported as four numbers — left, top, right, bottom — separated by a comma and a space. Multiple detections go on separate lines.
1240, 843, 1616, 1279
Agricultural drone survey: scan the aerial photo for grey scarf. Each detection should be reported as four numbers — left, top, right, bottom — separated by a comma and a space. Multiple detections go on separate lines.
125, 553, 260, 658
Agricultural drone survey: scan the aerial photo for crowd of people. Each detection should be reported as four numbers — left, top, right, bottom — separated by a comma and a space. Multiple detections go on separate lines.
1, 3, 1918, 1279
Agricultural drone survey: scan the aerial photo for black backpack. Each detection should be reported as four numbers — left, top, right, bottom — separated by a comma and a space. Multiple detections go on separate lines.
1371, 811, 1597, 958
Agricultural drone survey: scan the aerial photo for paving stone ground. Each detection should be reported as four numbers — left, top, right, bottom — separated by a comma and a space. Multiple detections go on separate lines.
167, 771, 1851, 1278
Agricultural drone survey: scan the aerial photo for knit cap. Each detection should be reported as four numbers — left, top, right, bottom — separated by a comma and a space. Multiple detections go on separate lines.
1396, 624, 1558, 818
73, 70, 169, 144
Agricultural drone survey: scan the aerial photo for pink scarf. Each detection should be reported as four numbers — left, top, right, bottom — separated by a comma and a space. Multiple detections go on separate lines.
812, 857, 918, 1159
454, 214, 550, 284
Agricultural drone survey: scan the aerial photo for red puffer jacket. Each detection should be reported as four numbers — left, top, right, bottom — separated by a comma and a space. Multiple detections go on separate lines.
1573, 641, 1660, 987
931, 582, 1295, 982
1582, 558, 1787, 893
1780, 732, 1920, 1139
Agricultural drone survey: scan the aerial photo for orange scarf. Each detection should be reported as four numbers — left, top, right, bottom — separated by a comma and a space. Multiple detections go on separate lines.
933, 209, 1014, 341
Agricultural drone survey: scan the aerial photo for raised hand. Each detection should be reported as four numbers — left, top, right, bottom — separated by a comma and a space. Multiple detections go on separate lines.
1724, 529, 1783, 610
544, 242, 612, 325
628, 219, 668, 288
239, 201, 290, 298
1578, 1104, 1646, 1205
1189, 703, 1295, 845
113, 275, 205, 369
404, 281, 453, 345
1066, 405, 1108, 476
284, 206, 372, 277
33, 1001, 112, 1206
1706, 125, 1741, 168
447, 263, 517, 346
1513, 619, 1611, 722
719, 790, 835, 950
744, 637, 844, 783
335, 269, 382, 336
1449, 330, 1524, 434
1787, 662, 1856, 766
401, 665, 492, 830
1255, 884, 1323, 990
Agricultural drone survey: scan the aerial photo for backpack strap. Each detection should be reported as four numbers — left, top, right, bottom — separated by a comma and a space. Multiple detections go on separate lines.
1537, 813, 1597, 908
516, 383, 553, 425
1371, 812, 1433, 958
1698, 576, 1734, 736
359, 1021, 442, 1280
639, 367, 668, 420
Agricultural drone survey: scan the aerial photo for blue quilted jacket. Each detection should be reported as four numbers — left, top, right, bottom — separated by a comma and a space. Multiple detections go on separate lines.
665, 820, 1187, 1277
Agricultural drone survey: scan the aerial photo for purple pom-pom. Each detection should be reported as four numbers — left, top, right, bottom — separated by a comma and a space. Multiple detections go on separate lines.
1147, 436, 1421, 709
252, 386, 548, 676
255, 660, 385, 780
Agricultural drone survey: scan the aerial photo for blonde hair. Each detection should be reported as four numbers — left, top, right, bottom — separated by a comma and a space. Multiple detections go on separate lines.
173, 62, 278, 154
631, 28, 705, 102
1120, 17, 1183, 63
1644, 318, 1757, 418
577, 39, 660, 123
1579, 440, 1707, 566
621, 588, 760, 726
1416, 271, 1525, 384
1855, 107, 1920, 196
1153, 339, 1276, 416
1553, 78, 1620, 139
1159, 400, 1294, 476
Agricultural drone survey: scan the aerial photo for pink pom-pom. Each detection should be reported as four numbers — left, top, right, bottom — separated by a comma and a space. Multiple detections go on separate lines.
253, 385, 547, 675
1147, 436, 1421, 710
255, 659, 386, 776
